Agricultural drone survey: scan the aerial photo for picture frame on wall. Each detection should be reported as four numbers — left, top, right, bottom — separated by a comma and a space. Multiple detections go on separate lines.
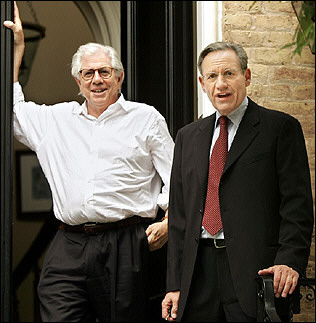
15, 150, 52, 220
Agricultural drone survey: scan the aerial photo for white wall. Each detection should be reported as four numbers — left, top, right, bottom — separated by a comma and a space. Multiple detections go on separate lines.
196, 1, 222, 118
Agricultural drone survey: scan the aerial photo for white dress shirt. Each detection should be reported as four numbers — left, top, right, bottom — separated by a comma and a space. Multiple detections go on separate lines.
201, 96, 248, 239
13, 82, 174, 225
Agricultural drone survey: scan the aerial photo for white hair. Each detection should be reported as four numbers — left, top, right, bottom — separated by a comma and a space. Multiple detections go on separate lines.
71, 42, 124, 83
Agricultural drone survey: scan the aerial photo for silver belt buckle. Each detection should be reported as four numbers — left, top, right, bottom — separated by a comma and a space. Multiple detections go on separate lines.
214, 239, 225, 249
84, 222, 98, 228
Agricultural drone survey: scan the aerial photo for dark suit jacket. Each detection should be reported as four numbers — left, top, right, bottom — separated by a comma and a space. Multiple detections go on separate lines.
166, 98, 314, 319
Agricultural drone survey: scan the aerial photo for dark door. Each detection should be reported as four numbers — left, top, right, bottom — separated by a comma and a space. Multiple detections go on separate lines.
121, 1, 196, 138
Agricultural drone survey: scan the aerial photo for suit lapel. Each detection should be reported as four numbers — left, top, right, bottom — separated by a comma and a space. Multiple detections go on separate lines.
194, 114, 216, 192
223, 99, 260, 174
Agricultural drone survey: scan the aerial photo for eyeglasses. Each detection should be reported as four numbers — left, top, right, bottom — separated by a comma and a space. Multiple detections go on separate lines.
202, 68, 241, 83
79, 66, 115, 81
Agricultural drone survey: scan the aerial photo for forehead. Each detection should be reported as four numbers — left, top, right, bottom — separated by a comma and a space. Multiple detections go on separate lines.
201, 49, 240, 72
81, 51, 112, 69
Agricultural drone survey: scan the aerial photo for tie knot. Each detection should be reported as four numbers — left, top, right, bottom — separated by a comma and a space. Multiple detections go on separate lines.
219, 116, 228, 126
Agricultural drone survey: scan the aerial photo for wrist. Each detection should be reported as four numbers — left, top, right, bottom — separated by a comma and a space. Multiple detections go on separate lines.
161, 208, 168, 222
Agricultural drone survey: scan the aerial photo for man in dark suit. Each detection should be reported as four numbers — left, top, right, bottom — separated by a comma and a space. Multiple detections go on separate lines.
161, 42, 314, 322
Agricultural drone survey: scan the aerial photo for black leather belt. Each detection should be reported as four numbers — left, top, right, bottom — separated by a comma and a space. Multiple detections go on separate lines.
59, 216, 152, 235
199, 238, 226, 248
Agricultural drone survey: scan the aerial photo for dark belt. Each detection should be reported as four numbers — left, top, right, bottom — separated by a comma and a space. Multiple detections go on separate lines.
199, 238, 226, 249
59, 216, 152, 235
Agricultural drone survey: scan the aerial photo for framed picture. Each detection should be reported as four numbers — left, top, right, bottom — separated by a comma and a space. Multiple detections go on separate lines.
15, 150, 53, 220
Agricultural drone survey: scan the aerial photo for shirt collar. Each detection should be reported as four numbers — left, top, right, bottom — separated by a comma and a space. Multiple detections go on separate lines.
215, 96, 248, 127
73, 93, 129, 118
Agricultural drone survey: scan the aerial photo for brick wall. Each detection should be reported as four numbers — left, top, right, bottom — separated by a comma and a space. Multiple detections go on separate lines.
222, 1, 315, 321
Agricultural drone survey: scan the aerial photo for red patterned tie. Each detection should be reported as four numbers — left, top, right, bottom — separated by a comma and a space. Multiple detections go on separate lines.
202, 116, 228, 235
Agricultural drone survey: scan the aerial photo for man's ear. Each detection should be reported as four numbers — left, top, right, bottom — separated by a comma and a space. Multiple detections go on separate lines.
198, 75, 206, 93
245, 68, 251, 87
117, 71, 124, 86
74, 77, 81, 86
74, 77, 81, 87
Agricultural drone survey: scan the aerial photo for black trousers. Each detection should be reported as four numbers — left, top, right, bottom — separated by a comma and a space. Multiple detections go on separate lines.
38, 222, 150, 322
181, 240, 256, 322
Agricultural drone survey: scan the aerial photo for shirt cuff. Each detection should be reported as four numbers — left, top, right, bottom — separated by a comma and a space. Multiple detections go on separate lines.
157, 193, 169, 212
13, 82, 24, 106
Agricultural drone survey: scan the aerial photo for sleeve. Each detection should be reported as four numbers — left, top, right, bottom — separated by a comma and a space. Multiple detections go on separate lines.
148, 117, 174, 211
13, 82, 49, 151
274, 115, 314, 276
166, 129, 186, 291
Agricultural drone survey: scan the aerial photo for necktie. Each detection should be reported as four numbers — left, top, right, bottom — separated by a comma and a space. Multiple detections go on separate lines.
202, 115, 228, 235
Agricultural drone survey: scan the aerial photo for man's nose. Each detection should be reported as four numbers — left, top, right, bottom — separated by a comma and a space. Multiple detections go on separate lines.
92, 70, 102, 82
215, 73, 228, 87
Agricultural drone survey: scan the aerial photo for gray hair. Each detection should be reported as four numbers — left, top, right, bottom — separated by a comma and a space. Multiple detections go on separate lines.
197, 42, 248, 75
71, 42, 124, 84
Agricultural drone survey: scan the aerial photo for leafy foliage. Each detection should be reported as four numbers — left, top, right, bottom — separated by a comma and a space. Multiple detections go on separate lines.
250, 1, 315, 57
281, 1, 315, 57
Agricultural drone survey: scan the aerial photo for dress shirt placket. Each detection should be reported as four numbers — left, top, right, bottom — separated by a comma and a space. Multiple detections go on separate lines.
85, 118, 102, 211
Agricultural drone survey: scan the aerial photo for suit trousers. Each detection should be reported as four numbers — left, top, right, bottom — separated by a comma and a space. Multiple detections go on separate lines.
181, 240, 256, 322
37, 222, 150, 322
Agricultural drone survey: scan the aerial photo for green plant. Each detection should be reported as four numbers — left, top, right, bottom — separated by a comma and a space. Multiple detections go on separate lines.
250, 1, 315, 57
282, 1, 315, 56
